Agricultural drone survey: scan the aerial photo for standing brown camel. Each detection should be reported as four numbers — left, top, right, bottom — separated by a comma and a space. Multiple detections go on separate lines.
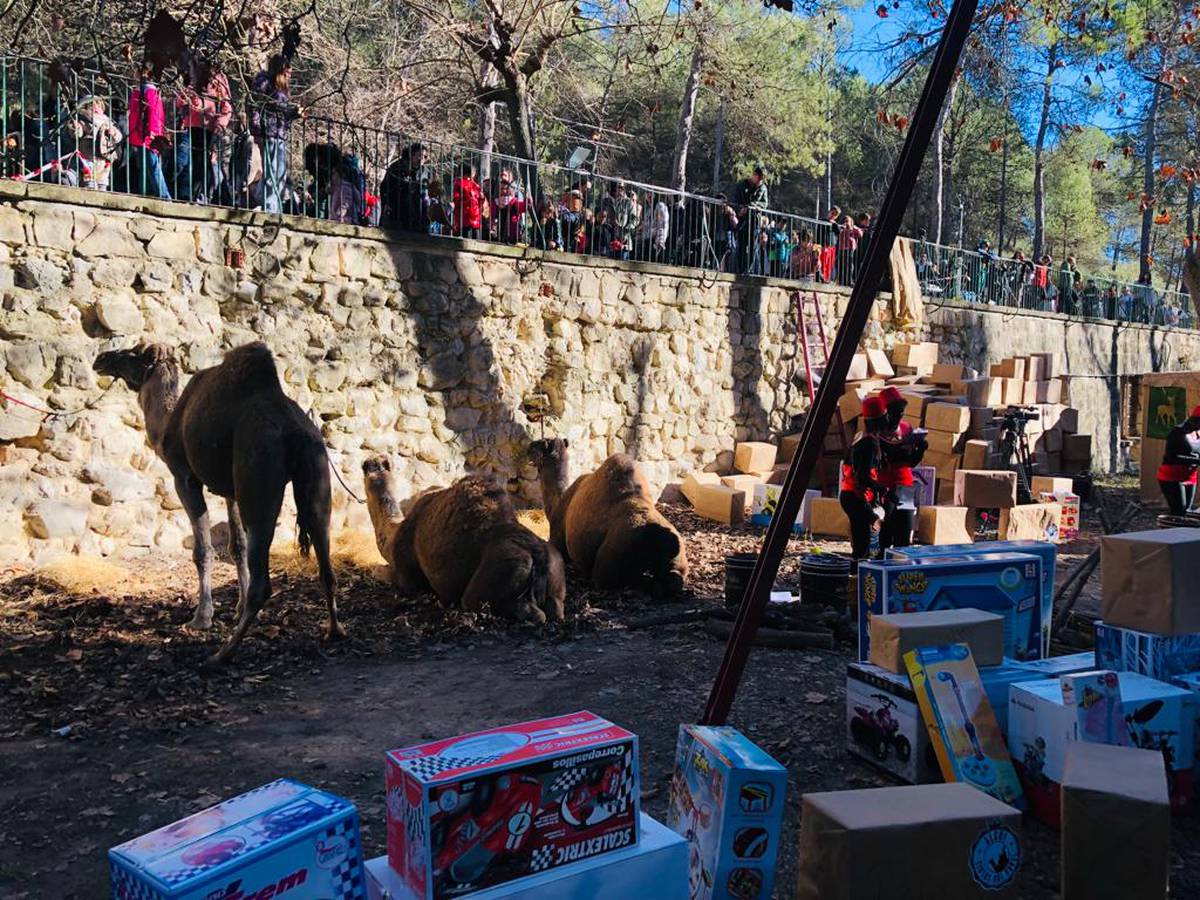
93, 342, 341, 665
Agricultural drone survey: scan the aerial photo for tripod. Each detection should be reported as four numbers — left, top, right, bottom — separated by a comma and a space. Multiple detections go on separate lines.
998, 410, 1037, 503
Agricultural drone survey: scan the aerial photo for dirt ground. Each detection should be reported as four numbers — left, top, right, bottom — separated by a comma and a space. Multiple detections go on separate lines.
2, 483, 1197, 898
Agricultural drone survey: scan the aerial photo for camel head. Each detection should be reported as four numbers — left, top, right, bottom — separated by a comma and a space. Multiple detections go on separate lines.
362, 455, 402, 555
93, 342, 174, 391
527, 437, 569, 475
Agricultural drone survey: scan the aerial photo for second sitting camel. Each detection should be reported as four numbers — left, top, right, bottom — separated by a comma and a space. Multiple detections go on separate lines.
528, 438, 688, 596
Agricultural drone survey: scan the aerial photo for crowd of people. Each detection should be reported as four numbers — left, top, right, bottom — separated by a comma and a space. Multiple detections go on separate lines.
3, 54, 1190, 327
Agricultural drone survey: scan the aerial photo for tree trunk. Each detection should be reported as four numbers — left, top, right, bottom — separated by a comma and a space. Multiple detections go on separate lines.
1139, 76, 1163, 284
711, 98, 726, 193
478, 60, 498, 175
1187, 176, 1196, 242
998, 109, 1009, 251
1032, 44, 1057, 263
672, 43, 704, 194
929, 74, 959, 244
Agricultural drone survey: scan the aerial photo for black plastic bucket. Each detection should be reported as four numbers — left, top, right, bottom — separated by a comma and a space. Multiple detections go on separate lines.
1157, 514, 1200, 529
724, 553, 759, 608
799, 552, 852, 610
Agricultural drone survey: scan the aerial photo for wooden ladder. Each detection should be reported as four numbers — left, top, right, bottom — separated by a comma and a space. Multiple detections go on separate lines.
794, 290, 850, 495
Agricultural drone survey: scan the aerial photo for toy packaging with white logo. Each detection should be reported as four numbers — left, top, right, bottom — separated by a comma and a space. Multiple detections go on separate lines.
666, 724, 787, 900
385, 710, 639, 900
109, 779, 366, 899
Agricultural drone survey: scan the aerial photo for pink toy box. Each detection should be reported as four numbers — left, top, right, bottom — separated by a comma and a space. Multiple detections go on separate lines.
109, 779, 365, 899
385, 711, 639, 899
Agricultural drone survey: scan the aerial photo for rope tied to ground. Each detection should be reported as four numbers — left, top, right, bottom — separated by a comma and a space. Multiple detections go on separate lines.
0, 379, 119, 423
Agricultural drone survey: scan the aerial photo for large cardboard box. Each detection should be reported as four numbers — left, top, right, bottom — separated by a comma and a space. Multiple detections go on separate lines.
953, 378, 1003, 408
923, 448, 960, 483
1101, 528, 1200, 634
109, 780, 366, 900
925, 429, 966, 456
962, 439, 991, 470
968, 407, 998, 433
667, 726, 787, 900
998, 503, 1062, 542
838, 386, 868, 424
1032, 476, 1073, 495
1058, 407, 1080, 433
720, 474, 762, 507
1033, 380, 1063, 404
929, 363, 967, 384
1060, 743, 1169, 900
892, 341, 939, 369
994, 358, 1026, 380
795, 784, 1023, 899
682, 471, 721, 505
778, 433, 802, 462
857, 553, 1044, 662
1062, 434, 1092, 462
1033, 352, 1057, 379
847, 353, 870, 381
688, 483, 746, 525
809, 496, 850, 538
1002, 378, 1025, 406
954, 470, 1018, 509
916, 506, 973, 546
925, 403, 971, 433
869, 609, 1004, 673
845, 662, 941, 784
865, 347, 895, 378
1094, 621, 1200, 681
1024, 356, 1046, 383
734, 442, 777, 475
385, 712, 639, 899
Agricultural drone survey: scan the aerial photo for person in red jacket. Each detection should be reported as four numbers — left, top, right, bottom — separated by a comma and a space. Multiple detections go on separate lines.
1157, 406, 1200, 516
840, 395, 888, 565
452, 163, 484, 239
877, 386, 928, 551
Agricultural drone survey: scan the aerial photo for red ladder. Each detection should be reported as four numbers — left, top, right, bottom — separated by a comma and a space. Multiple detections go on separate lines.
794, 290, 850, 495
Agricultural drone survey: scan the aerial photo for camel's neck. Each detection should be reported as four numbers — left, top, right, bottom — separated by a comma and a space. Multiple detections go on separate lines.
366, 476, 403, 558
538, 460, 570, 517
138, 364, 180, 456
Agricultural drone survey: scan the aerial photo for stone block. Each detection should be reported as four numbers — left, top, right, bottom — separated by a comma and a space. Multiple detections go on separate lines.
76, 221, 142, 257
146, 230, 196, 260
94, 295, 144, 334
0, 205, 25, 242
16, 258, 65, 292
31, 207, 75, 251
136, 261, 175, 292
25, 499, 90, 542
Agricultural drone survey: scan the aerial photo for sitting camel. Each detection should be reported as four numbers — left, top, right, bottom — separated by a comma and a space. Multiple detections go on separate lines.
527, 438, 688, 596
362, 456, 565, 623
93, 342, 341, 665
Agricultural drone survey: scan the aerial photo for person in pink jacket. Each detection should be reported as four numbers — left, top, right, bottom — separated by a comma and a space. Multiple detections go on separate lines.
127, 62, 170, 199
174, 63, 232, 203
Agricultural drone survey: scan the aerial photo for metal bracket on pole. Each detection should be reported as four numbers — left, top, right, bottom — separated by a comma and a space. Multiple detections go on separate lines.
700, 0, 981, 726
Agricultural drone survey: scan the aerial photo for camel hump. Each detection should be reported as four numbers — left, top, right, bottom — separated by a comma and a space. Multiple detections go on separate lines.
220, 342, 282, 393
596, 454, 653, 500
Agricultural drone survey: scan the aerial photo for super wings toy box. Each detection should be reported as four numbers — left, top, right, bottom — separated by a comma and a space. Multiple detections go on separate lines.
109, 779, 366, 899
385, 711, 640, 899
666, 724, 787, 900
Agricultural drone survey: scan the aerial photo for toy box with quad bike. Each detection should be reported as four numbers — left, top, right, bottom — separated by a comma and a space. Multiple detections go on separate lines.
859, 553, 1044, 663
385, 711, 639, 900
364, 813, 687, 899
1008, 673, 1194, 826
887, 540, 1057, 657
845, 662, 940, 784
109, 779, 366, 899
666, 725, 787, 900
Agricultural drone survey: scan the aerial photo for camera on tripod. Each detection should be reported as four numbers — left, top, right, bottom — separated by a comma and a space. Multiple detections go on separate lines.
1001, 405, 1040, 434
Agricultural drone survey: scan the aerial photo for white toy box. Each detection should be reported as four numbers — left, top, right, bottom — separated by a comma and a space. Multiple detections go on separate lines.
385, 711, 639, 900
846, 662, 940, 784
749, 484, 819, 531
365, 814, 686, 899
666, 725, 787, 900
109, 779, 365, 899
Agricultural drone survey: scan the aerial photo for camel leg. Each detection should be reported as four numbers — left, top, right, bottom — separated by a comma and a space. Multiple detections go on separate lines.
206, 519, 274, 667
591, 529, 635, 592
461, 545, 545, 624
227, 498, 250, 617
174, 473, 215, 631
308, 523, 345, 641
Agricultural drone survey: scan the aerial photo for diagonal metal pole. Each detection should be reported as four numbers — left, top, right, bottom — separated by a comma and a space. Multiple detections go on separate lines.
701, 0, 980, 726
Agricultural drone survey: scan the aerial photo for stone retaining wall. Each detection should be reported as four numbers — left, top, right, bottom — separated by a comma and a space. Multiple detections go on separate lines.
2, 181, 1198, 564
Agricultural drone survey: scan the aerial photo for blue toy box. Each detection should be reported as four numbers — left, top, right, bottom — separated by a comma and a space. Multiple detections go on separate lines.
365, 814, 688, 899
110, 779, 365, 899
1095, 621, 1200, 682
979, 662, 1043, 737
858, 553, 1044, 663
1010, 652, 1096, 679
888, 540, 1057, 657
666, 725, 787, 900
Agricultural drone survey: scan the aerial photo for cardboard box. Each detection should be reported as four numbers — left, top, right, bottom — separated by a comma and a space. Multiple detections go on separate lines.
750, 483, 819, 532
1032, 476, 1073, 495
1059, 407, 1080, 433
916, 505, 973, 546
962, 439, 991, 470
999, 503, 1061, 542
845, 662, 942, 784
857, 553, 1044, 662
936, 480, 956, 505
905, 645, 1026, 808
1033, 352, 1057, 379
1033, 380, 1063, 404
778, 433, 802, 462
1119, 673, 1195, 809
953, 378, 1003, 408
1060, 743, 1169, 900
109, 780, 365, 900
870, 609, 1004, 673
1060, 670, 1130, 746
925, 429, 966, 456
847, 353, 869, 381
1094, 621, 1200, 681
922, 449, 960, 483
925, 403, 971, 433
913, 465, 937, 507
865, 347, 895, 378
928, 363, 967, 384
1002, 378, 1025, 406
900, 391, 933, 418
1024, 356, 1046, 382
954, 470, 1018, 509
838, 387, 868, 424
1062, 434, 1091, 461
980, 662, 1048, 736
1101, 529, 1200, 634
809, 496, 850, 538
896, 364, 934, 377
667, 726, 787, 900
796, 784, 1023, 900
887, 540, 1058, 658
1012, 652, 1096, 679
968, 406, 998, 432
734, 442, 777, 475
720, 474, 761, 506
366, 815, 688, 900
994, 358, 1026, 380
682, 471, 721, 506
688, 483, 746, 525
892, 342, 939, 369
385, 712, 639, 899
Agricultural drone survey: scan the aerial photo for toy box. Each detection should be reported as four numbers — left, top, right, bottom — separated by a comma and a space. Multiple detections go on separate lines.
365, 814, 687, 900
385, 711, 639, 900
1094, 621, 1200, 682
666, 725, 787, 900
1009, 673, 1195, 826
1172, 671, 1200, 789
110, 779, 365, 900
859, 553, 1043, 663
888, 540, 1057, 657
904, 644, 1025, 809
1038, 490, 1079, 540
749, 484, 819, 531
979, 662, 1045, 737
913, 465, 937, 507
1061, 670, 1130, 746
845, 662, 941, 784
1011, 652, 1095, 678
